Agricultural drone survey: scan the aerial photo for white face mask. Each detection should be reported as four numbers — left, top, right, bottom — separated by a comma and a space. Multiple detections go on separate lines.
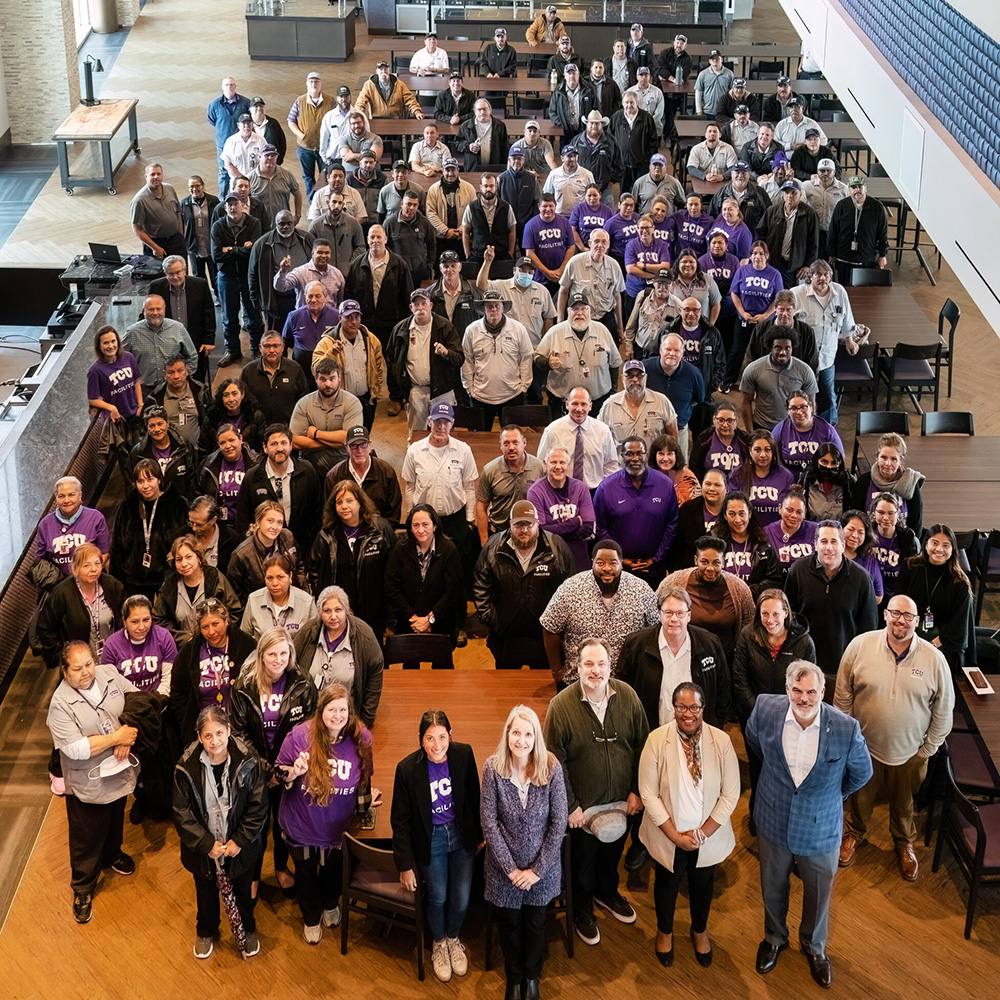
88, 752, 139, 781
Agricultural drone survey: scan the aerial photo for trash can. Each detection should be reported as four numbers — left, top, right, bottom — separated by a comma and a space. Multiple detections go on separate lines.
90, 0, 119, 35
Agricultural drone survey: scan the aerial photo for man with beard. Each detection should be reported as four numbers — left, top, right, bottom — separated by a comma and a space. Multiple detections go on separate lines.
307, 190, 365, 274
655, 33, 693, 138
556, 229, 625, 346
570, 111, 623, 206
211, 174, 269, 231
747, 290, 819, 371
475, 426, 545, 544
347, 150, 388, 225
288, 357, 364, 475
124, 294, 198, 397
461, 173, 516, 264
376, 160, 426, 226
497, 146, 540, 250
519, 119, 559, 180
457, 99, 510, 171
275, 237, 345, 309
740, 328, 818, 432
593, 435, 678, 586
461, 291, 534, 431
746, 660, 872, 989
434, 72, 476, 130
318, 87, 354, 168
588, 59, 622, 119
426, 158, 477, 261
709, 160, 771, 235
827, 175, 890, 285
598, 360, 677, 448
338, 112, 385, 177
801, 160, 849, 261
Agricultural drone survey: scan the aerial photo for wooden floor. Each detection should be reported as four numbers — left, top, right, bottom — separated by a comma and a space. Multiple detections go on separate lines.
2, 0, 1000, 993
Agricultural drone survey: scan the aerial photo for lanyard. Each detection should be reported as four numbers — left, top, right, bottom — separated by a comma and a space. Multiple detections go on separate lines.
140, 497, 160, 555
80, 584, 106, 656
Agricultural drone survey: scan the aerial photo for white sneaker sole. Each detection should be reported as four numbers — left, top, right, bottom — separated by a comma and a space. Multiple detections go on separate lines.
595, 896, 636, 924
575, 924, 601, 946
193, 942, 214, 959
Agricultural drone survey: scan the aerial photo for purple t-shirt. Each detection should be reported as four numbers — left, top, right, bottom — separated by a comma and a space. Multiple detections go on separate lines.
731, 263, 783, 316
624, 235, 672, 296
707, 220, 751, 261
671, 209, 715, 257
427, 757, 456, 825
862, 480, 909, 525
722, 538, 756, 581
699, 251, 741, 298
703, 432, 743, 476
260, 672, 287, 749
675, 322, 704, 366
283, 304, 340, 352
522, 213, 574, 281
772, 416, 844, 479
569, 202, 614, 245
746, 467, 796, 525
764, 518, 818, 568
34, 507, 111, 575
606, 213, 639, 257
103, 625, 178, 691
87, 352, 141, 417
217, 455, 247, 523
873, 532, 903, 597
197, 641, 235, 710
276, 720, 371, 850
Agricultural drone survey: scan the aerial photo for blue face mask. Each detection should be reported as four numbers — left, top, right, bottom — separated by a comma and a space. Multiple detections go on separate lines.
515, 271, 533, 288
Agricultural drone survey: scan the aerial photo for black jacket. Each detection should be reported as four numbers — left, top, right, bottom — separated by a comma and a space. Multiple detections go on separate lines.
240, 356, 309, 427
434, 87, 476, 125
384, 535, 465, 635
791, 143, 839, 181
464, 196, 514, 258
180, 194, 220, 258
827, 195, 890, 266
784, 556, 878, 676
152, 565, 242, 637
762, 92, 801, 125
385, 312, 464, 402
497, 169, 540, 237
325, 456, 403, 526
345, 250, 414, 342
617, 623, 733, 728
425, 276, 480, 339
347, 166, 388, 223
739, 137, 783, 177
731, 615, 816, 720
197, 444, 262, 517
654, 49, 692, 86
689, 426, 750, 479
307, 516, 396, 635
570, 131, 623, 191
748, 317, 820, 371
170, 625, 257, 745
472, 528, 575, 640
548, 81, 599, 136
604, 55, 638, 90
608, 107, 660, 169
709, 180, 772, 235
148, 275, 217, 352
247, 227, 314, 317
130, 427, 196, 497
899, 560, 975, 670
591, 78, 622, 119
211, 197, 269, 233
391, 742, 482, 872
172, 735, 268, 879
758, 200, 820, 272
235, 458, 321, 552
226, 528, 303, 603
293, 615, 384, 727
149, 377, 211, 458
627, 38, 654, 69
663, 316, 725, 394
229, 665, 316, 770
716, 91, 760, 127
110, 485, 190, 590
36, 572, 125, 669
669, 497, 726, 572
456, 117, 511, 170
211, 215, 262, 278
200, 400, 267, 453
477, 43, 517, 78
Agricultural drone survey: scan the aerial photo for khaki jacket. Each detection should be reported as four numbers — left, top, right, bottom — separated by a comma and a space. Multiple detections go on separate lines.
312, 322, 386, 399
355, 75, 421, 120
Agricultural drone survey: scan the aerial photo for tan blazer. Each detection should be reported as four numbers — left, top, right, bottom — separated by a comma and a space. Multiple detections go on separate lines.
638, 720, 740, 871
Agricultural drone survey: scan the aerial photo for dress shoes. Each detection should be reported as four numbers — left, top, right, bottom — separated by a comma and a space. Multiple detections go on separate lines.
217, 352, 243, 368
654, 935, 674, 967
387, 400, 402, 416
802, 948, 833, 988
838, 832, 858, 867
896, 842, 919, 881
755, 940, 787, 975
524, 979, 540, 1000
691, 930, 713, 967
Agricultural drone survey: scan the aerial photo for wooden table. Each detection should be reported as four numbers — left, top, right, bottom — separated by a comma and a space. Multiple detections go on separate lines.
673, 118, 862, 141
960, 676, 1000, 778
52, 98, 139, 196
370, 37, 557, 56
368, 117, 560, 137
847, 286, 940, 348
366, 671, 556, 838
368, 74, 559, 94
915, 482, 998, 532
857, 436, 1000, 483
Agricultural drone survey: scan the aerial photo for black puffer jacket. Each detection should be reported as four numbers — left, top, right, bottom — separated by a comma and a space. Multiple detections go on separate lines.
226, 529, 303, 603
731, 615, 816, 721
110, 485, 190, 592
172, 735, 268, 879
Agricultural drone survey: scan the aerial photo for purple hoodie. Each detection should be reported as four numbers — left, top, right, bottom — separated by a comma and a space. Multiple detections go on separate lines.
527, 475, 596, 572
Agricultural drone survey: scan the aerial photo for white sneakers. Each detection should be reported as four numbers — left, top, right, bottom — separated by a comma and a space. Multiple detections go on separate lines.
431, 939, 452, 981
322, 906, 342, 928
303, 923, 323, 944
446, 937, 468, 976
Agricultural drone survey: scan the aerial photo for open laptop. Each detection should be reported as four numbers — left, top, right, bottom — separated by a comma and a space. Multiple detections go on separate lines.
89, 242, 123, 264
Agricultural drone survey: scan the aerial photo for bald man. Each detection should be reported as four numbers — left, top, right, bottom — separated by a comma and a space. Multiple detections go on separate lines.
123, 294, 198, 395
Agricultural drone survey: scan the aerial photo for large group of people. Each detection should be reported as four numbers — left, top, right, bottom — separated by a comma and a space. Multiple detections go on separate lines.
37, 14, 974, 996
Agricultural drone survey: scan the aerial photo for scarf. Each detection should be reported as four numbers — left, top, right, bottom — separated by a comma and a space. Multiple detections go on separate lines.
870, 465, 922, 500
678, 726, 703, 786
484, 314, 507, 336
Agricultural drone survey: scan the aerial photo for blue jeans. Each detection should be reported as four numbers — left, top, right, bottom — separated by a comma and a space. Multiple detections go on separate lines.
419, 820, 475, 941
217, 269, 263, 355
296, 146, 323, 200
217, 153, 230, 199
817, 364, 837, 425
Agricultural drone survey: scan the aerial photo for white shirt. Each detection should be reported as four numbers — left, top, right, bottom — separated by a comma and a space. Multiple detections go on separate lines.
773, 115, 828, 151
657, 630, 692, 726
222, 131, 267, 177
542, 165, 596, 216
265, 458, 294, 524
673, 733, 705, 831
319, 106, 355, 161
409, 139, 449, 174
537, 415, 620, 489
792, 281, 856, 370
782, 702, 821, 787
401, 435, 479, 519
409, 47, 450, 94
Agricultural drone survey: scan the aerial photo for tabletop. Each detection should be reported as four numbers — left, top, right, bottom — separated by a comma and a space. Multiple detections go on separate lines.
915, 481, 999, 532
362, 74, 561, 94
53, 99, 137, 141
847, 286, 939, 348
370, 38, 558, 56
856, 436, 1000, 483
959, 677, 1000, 778
367, 117, 562, 137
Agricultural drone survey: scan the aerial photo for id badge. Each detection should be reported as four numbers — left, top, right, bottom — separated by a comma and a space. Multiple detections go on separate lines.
178, 412, 187, 426
581, 366, 591, 380
143, 552, 152, 568
100, 718, 113, 735
923, 611, 935, 631
220, 507, 228, 520
851, 240, 858, 252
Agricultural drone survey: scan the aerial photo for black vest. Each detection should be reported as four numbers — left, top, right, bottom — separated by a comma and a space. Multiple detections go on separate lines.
467, 198, 513, 257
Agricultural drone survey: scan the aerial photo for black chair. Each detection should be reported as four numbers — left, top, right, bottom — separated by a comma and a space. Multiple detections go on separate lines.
834, 340, 878, 412
938, 298, 961, 397
849, 267, 893, 287
750, 58, 784, 79
878, 342, 942, 413
921, 411, 974, 436
931, 749, 1000, 938
975, 529, 1000, 624
463, 258, 514, 280
341, 833, 426, 979
923, 735, 1000, 845
850, 409, 909, 474
953, 529, 980, 593
383, 633, 455, 669
516, 96, 547, 115
501, 403, 551, 429
452, 404, 489, 432
484, 832, 574, 968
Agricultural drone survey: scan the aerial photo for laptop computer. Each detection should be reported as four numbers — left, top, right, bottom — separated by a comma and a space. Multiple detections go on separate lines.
89, 242, 123, 264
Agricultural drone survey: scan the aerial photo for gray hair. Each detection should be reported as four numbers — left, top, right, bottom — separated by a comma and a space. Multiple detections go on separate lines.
162, 255, 187, 272
260, 329, 284, 345
808, 259, 833, 280
317, 585, 352, 615
785, 659, 825, 691
55, 476, 82, 493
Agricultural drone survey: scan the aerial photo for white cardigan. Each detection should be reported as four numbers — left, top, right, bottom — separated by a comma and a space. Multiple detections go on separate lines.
638, 720, 740, 870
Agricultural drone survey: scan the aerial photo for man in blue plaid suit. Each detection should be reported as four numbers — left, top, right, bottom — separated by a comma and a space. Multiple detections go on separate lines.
745, 660, 872, 990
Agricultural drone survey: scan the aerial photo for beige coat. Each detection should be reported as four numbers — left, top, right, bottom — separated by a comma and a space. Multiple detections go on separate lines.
312, 322, 386, 399
355, 76, 422, 121
638, 720, 739, 870
425, 178, 478, 237
525, 13, 566, 45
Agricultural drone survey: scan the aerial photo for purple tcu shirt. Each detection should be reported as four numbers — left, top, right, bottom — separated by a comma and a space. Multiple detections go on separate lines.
103, 625, 178, 691
763, 518, 818, 569
34, 507, 111, 575
746, 466, 796, 525
671, 209, 715, 257
873, 532, 903, 597
523, 213, 574, 282
771, 416, 844, 479
624, 235, 672, 297
427, 757, 456, 825
217, 455, 247, 522
87, 352, 142, 417
260, 672, 287, 748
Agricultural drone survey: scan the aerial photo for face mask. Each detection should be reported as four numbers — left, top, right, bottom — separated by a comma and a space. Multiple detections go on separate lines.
515, 272, 533, 288
88, 752, 139, 781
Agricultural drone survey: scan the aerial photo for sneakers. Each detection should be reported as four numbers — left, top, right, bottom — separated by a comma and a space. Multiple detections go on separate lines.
321, 905, 342, 927
242, 931, 260, 958
575, 911, 600, 946
595, 892, 637, 924
50, 773, 66, 796
73, 892, 93, 924
109, 851, 136, 876
303, 923, 323, 944
431, 939, 452, 982
446, 937, 468, 976
194, 936, 214, 959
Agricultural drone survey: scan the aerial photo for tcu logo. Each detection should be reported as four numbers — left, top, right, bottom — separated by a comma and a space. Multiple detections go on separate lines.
261, 692, 283, 714
430, 776, 452, 803
779, 542, 814, 561
743, 276, 771, 289
109, 366, 134, 385
786, 441, 819, 457
876, 547, 900, 568
328, 758, 354, 780
751, 485, 780, 503
725, 550, 752, 570
219, 469, 245, 489
711, 452, 742, 472
537, 228, 564, 241
549, 503, 578, 520
682, 338, 701, 354
52, 532, 88, 555
121, 655, 159, 678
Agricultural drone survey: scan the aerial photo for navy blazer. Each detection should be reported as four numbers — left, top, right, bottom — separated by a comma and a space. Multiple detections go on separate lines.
745, 694, 872, 855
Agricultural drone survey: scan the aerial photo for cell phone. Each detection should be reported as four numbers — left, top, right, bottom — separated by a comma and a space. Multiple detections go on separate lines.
359, 807, 377, 830
969, 669, 988, 689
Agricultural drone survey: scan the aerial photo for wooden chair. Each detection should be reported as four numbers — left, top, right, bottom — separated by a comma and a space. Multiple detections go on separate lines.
850, 410, 909, 474
921, 411, 974, 436
938, 298, 961, 397
931, 749, 1000, 938
484, 832, 574, 968
501, 404, 551, 429
383, 633, 455, 669
849, 267, 893, 287
341, 833, 426, 979
878, 342, 942, 414
834, 340, 878, 412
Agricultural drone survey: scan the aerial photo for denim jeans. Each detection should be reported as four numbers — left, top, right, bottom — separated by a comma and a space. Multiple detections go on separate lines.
217, 269, 262, 355
217, 154, 230, 199
418, 820, 475, 941
817, 364, 837, 425
296, 146, 324, 200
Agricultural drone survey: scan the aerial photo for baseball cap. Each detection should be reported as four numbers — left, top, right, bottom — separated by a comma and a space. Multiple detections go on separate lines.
568, 292, 589, 308
428, 402, 455, 422
223, 192, 242, 203
494, 26, 507, 36
817, 158, 836, 172
508, 145, 525, 158
525, 119, 540, 130
732, 160, 750, 172
375, 59, 390, 68
674, 33, 688, 42
564, 63, 580, 73
735, 104, 749, 114
250, 96, 266, 107
439, 250, 461, 264
424, 31, 437, 39
561, 145, 578, 156
391, 159, 410, 170
443, 156, 460, 168
804, 127, 821, 138
710, 49, 722, 58
410, 288, 431, 301
511, 500, 539, 524
848, 175, 867, 188
515, 256, 534, 270
546, 4, 557, 13
652, 272, 671, 284
776, 75, 791, 87
780, 179, 802, 192
787, 96, 804, 107
650, 153, 667, 166
734, 78, 747, 88
623, 359, 645, 374
307, 71, 322, 80
449, 71, 463, 80
238, 113, 252, 123
631, 22, 642, 31
346, 425, 369, 444
260, 143, 278, 155
339, 298, 362, 316
359, 149, 377, 161
337, 86, 351, 96
636, 66, 651, 75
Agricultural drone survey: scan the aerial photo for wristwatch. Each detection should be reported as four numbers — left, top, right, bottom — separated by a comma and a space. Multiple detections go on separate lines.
428, 612, 436, 625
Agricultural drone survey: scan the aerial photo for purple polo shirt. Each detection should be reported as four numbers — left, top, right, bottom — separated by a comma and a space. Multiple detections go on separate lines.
282, 304, 340, 352
34, 506, 110, 575
522, 213, 575, 281
593, 467, 679, 565
103, 625, 178, 691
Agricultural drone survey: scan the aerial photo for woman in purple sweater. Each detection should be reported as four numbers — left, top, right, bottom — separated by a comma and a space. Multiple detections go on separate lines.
481, 705, 567, 1000
276, 683, 379, 944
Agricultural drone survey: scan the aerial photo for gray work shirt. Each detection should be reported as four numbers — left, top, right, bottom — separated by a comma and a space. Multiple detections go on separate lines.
289, 389, 364, 463
130, 183, 182, 238
739, 355, 819, 429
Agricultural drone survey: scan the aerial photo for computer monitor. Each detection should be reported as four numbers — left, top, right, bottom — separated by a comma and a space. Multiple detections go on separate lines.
89, 243, 122, 264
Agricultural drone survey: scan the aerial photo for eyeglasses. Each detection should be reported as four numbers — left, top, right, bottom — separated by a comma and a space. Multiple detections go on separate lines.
660, 610, 688, 620
188, 517, 212, 530
196, 598, 227, 615
715, 417, 737, 425
788, 404, 810, 412
674, 705, 704, 716
886, 609, 918, 623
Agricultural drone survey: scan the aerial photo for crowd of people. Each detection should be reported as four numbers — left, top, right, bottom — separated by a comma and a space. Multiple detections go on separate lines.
36, 14, 972, 995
